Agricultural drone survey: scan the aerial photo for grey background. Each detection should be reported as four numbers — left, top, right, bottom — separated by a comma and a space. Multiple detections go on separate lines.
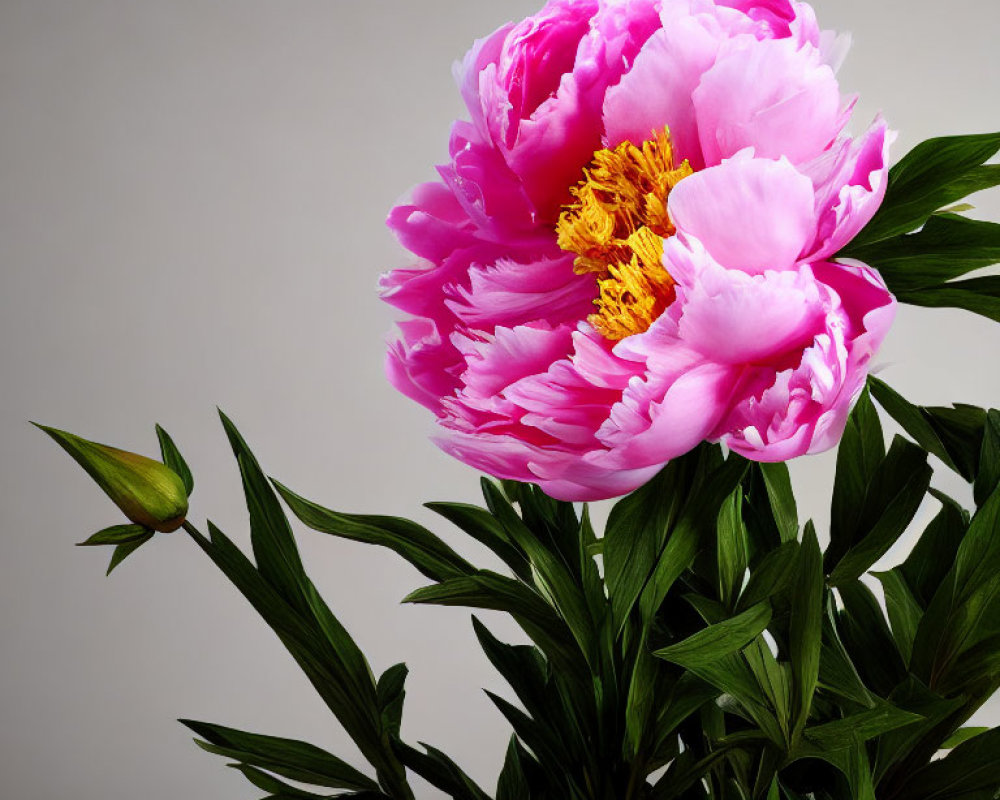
1, 1, 998, 797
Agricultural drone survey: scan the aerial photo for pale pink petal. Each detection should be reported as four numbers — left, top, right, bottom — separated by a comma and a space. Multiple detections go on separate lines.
667, 153, 817, 273
694, 37, 845, 167
602, 19, 723, 166
672, 251, 831, 364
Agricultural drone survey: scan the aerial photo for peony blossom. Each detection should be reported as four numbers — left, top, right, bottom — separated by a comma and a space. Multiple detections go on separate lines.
381, 0, 896, 501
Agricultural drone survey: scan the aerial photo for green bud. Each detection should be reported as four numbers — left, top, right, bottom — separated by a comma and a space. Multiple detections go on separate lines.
35, 424, 189, 532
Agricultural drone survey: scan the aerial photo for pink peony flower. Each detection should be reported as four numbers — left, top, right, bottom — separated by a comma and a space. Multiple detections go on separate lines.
381, 0, 896, 501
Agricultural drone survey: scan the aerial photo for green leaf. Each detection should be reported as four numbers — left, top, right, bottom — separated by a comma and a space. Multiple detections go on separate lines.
424, 501, 530, 581
376, 663, 407, 739
789, 523, 824, 742
829, 388, 885, 563
847, 132, 1000, 247
942, 727, 990, 749
496, 736, 533, 800
899, 728, 1000, 800
899, 493, 969, 608
910, 481, 1000, 686
272, 480, 474, 583
155, 424, 194, 496
404, 571, 585, 685
974, 410, 1000, 506
837, 580, 906, 696
603, 453, 697, 630
218, 411, 309, 614
869, 379, 986, 481
77, 523, 151, 547
897, 274, 1000, 324
180, 719, 379, 791
392, 741, 491, 800
737, 541, 799, 612
873, 570, 923, 664
639, 453, 749, 622
183, 521, 408, 798
846, 214, 1000, 294
654, 602, 772, 668
229, 763, 354, 799
800, 702, 923, 752
759, 462, 798, 544
480, 480, 596, 667
105, 530, 154, 574
828, 437, 931, 586
716, 489, 749, 609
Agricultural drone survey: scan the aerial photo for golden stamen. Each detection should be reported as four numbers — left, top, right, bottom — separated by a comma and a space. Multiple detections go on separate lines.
556, 127, 692, 340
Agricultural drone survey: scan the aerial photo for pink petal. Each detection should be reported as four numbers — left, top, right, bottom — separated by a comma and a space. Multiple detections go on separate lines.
669, 246, 831, 364
446, 254, 595, 331
602, 19, 722, 167
804, 117, 894, 261
694, 37, 845, 167
667, 153, 817, 273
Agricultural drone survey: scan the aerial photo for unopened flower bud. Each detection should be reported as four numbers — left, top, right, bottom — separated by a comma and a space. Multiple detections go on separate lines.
35, 424, 188, 532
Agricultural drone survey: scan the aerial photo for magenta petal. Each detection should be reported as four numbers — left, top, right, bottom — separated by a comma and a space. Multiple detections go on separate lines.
667, 153, 817, 273
446, 254, 595, 331
805, 117, 894, 261
385, 319, 463, 413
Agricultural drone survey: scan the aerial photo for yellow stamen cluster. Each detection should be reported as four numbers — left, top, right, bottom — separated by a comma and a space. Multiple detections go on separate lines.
556, 128, 693, 340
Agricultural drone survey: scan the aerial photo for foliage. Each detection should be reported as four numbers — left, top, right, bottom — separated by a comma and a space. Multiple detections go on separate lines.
39, 134, 1000, 799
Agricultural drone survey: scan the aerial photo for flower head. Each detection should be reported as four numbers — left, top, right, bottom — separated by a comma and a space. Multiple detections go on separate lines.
382, 0, 896, 501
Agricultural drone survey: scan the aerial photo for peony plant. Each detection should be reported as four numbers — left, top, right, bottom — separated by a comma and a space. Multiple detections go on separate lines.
37, 1, 1000, 798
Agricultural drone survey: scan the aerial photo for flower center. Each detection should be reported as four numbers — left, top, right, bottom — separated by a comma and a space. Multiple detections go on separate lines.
557, 127, 692, 341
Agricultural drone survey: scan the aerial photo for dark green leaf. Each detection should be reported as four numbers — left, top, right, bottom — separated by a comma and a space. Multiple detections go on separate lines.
899, 493, 969, 608
900, 728, 1000, 800
480, 480, 596, 666
654, 603, 772, 668
974, 410, 1000, 506
105, 530, 154, 574
942, 727, 990, 749
801, 702, 923, 751
848, 132, 1000, 247
272, 480, 474, 583
837, 580, 906, 696
897, 274, 1000, 324
846, 214, 1000, 293
155, 424, 193, 496
738, 541, 799, 612
830, 388, 884, 563
828, 437, 931, 585
77, 523, 150, 547
218, 411, 309, 615
181, 719, 379, 791
376, 663, 407, 739
603, 455, 695, 631
424, 501, 530, 581
496, 736, 532, 800
789, 523, 824, 741
717, 489, 749, 609
873, 570, 923, 664
759, 462, 798, 544
639, 453, 749, 622
392, 741, 491, 800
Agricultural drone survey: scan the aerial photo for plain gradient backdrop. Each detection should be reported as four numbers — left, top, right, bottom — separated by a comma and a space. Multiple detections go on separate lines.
2, 1, 999, 797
